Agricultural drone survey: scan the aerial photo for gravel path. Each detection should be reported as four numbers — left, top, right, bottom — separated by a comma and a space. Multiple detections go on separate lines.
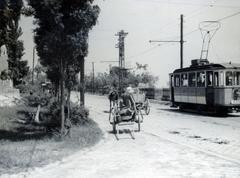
2, 93, 240, 178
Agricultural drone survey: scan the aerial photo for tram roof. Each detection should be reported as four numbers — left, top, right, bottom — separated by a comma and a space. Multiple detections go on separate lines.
173, 62, 240, 73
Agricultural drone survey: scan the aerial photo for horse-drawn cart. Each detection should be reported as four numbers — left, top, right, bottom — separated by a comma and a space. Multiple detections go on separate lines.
108, 87, 150, 138
132, 88, 150, 115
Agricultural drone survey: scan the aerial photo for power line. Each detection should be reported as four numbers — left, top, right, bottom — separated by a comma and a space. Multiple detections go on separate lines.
127, 44, 161, 59
217, 11, 240, 21
137, 0, 240, 9
128, 10, 240, 60
182, 10, 240, 38
148, 6, 207, 37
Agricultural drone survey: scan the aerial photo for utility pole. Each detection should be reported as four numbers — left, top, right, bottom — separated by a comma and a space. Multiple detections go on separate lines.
150, 14, 184, 69
115, 30, 128, 68
92, 62, 95, 93
32, 46, 36, 84
100, 60, 118, 74
115, 30, 128, 93
180, 14, 183, 69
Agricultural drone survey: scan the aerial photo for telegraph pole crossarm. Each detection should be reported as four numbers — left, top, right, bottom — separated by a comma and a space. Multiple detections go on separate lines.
149, 14, 185, 69
149, 40, 180, 43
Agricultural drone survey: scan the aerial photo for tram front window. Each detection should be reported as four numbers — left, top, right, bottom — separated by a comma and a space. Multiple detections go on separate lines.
233, 71, 240, 86
226, 71, 233, 86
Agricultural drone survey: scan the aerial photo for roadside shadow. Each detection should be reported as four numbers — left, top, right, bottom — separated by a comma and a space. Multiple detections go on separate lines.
107, 129, 135, 140
103, 110, 110, 113
158, 108, 202, 117
0, 129, 48, 141
157, 108, 237, 118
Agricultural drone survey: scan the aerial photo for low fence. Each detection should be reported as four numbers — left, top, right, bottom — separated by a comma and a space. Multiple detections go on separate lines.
140, 87, 170, 101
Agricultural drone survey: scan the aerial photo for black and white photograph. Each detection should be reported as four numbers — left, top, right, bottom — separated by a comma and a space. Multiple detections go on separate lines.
0, 0, 240, 177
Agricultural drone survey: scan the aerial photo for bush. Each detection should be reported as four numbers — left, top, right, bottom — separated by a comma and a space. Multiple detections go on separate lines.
24, 91, 51, 107
16, 83, 39, 94
70, 105, 89, 125
18, 83, 90, 134
44, 101, 90, 128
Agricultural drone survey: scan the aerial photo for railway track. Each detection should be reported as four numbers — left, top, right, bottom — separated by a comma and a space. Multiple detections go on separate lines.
143, 130, 240, 166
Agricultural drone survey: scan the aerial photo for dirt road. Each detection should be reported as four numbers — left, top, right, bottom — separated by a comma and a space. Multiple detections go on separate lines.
2, 93, 240, 178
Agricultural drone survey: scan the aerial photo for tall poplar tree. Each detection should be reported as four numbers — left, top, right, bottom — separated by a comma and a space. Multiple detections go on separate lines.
4, 0, 29, 86
28, 0, 100, 135
0, 0, 8, 47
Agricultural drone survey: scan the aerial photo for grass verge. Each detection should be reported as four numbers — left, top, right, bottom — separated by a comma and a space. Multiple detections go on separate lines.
0, 106, 103, 175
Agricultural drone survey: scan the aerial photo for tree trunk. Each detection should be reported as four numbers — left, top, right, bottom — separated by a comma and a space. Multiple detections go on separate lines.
54, 83, 58, 98
67, 88, 71, 120
60, 59, 65, 137
34, 104, 41, 123
80, 58, 85, 106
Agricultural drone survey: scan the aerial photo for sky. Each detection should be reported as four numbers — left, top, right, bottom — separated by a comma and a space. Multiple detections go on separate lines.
19, 0, 240, 87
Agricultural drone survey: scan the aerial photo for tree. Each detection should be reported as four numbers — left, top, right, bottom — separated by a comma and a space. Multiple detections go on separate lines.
28, 0, 100, 136
3, 0, 29, 86
84, 63, 159, 93
0, 0, 8, 47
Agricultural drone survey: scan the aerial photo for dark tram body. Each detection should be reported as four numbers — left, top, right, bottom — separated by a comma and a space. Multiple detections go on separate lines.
170, 59, 240, 113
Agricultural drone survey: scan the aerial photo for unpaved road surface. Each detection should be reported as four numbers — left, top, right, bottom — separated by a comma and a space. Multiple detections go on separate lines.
2, 93, 240, 178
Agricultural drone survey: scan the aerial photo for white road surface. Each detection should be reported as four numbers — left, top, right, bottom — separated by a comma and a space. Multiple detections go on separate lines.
2, 93, 240, 178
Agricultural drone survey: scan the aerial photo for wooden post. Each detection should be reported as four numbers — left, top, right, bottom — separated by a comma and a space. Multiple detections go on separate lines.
80, 58, 85, 106
60, 58, 65, 137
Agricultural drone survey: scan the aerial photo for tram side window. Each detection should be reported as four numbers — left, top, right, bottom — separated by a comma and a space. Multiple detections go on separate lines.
207, 71, 213, 86
219, 71, 224, 86
197, 72, 206, 87
214, 72, 219, 86
174, 75, 180, 87
234, 71, 240, 86
189, 73, 196, 87
226, 71, 233, 86
181, 73, 188, 87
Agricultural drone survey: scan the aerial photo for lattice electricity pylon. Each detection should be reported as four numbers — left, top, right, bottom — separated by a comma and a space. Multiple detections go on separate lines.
199, 21, 221, 60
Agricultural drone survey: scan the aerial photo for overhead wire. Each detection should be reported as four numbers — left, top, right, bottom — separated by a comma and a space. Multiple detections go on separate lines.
183, 10, 240, 38
127, 44, 161, 59
149, 6, 208, 38
128, 7, 240, 60
127, 6, 210, 60
137, 0, 240, 9
95, 1, 240, 61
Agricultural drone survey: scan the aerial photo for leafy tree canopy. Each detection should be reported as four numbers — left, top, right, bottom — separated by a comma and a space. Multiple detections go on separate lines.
27, 0, 100, 88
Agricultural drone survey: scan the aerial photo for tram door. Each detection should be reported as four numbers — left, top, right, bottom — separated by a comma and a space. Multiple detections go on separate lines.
170, 75, 174, 103
206, 71, 214, 106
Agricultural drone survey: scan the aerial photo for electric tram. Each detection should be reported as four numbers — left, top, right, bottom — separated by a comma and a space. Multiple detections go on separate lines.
169, 21, 240, 114
170, 59, 240, 114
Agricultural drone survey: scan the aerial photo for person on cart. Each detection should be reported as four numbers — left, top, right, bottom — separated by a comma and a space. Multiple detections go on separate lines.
118, 86, 136, 122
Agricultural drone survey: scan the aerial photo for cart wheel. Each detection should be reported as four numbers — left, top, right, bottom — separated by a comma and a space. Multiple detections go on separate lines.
137, 113, 141, 132
144, 99, 150, 115
113, 119, 116, 134
109, 109, 112, 123
112, 111, 117, 134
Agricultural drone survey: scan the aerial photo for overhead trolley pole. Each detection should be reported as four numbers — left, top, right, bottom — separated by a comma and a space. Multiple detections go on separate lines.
150, 14, 184, 69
